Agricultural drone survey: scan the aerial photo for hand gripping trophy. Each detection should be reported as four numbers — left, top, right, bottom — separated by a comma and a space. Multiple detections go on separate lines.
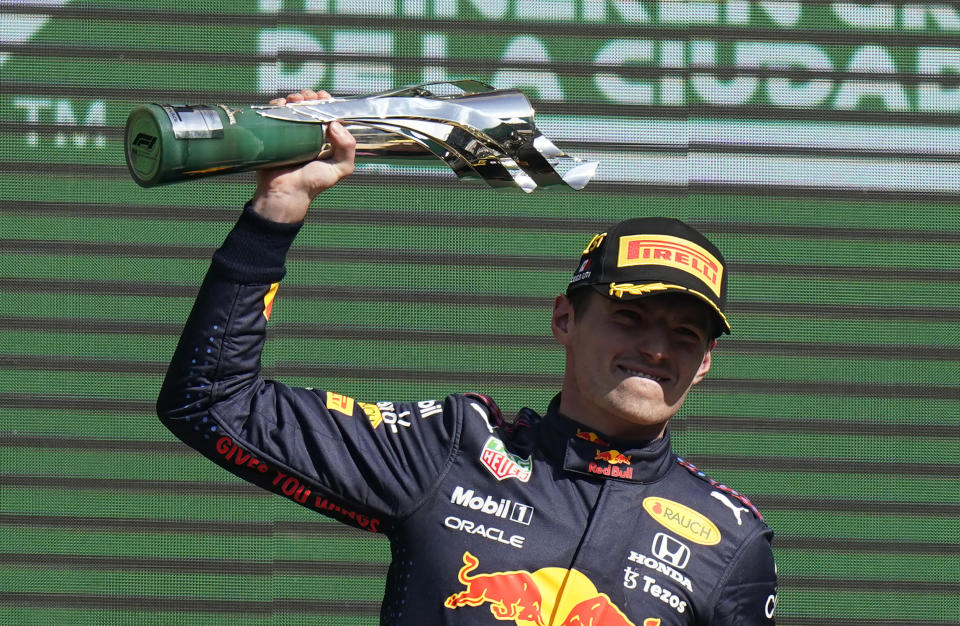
125, 80, 598, 193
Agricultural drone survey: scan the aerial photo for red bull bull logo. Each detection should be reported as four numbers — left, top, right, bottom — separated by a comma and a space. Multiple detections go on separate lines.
576, 429, 610, 447
588, 449, 634, 479
445, 552, 545, 624
595, 449, 631, 465
444, 551, 654, 625
558, 594, 636, 625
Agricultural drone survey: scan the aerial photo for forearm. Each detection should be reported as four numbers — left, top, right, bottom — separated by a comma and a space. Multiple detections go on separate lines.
154, 203, 455, 529
156, 205, 301, 422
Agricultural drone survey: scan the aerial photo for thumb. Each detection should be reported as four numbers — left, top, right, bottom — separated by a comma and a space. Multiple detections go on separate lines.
324, 121, 356, 176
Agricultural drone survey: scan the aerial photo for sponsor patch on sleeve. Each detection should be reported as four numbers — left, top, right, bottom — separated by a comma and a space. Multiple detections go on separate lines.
358, 401, 383, 429
262, 282, 280, 320
325, 392, 355, 417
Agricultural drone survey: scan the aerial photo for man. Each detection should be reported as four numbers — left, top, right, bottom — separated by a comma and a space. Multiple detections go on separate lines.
157, 89, 777, 625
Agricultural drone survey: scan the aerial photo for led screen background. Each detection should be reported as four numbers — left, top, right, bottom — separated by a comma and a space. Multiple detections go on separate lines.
1, 1, 959, 623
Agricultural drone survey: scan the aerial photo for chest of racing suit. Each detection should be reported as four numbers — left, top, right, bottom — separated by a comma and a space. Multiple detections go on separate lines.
156, 208, 778, 625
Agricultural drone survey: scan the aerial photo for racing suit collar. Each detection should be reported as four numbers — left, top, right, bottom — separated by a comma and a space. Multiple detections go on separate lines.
539, 396, 675, 484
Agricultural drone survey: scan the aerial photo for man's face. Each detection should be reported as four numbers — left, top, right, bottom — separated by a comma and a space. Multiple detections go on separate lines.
552, 290, 715, 440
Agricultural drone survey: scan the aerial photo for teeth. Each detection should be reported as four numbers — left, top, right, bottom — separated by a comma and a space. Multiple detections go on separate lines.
624, 368, 663, 382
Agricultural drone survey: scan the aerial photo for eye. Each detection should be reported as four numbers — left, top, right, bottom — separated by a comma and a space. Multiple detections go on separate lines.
613, 309, 644, 324
675, 325, 705, 341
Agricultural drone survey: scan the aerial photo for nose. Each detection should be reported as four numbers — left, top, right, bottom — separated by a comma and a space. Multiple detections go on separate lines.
631, 320, 671, 362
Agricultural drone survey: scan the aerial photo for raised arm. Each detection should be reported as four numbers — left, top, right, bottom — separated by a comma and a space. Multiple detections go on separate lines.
155, 91, 458, 532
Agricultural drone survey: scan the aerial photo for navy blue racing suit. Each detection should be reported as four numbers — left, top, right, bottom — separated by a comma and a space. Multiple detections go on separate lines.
157, 207, 778, 625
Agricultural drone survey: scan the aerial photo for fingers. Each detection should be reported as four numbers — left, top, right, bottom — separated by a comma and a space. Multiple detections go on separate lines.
269, 89, 332, 106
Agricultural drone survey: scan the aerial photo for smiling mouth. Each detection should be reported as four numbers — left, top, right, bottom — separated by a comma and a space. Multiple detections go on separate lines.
620, 366, 666, 383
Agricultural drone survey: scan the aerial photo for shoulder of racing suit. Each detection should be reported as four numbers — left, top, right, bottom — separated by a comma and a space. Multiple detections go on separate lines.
460, 392, 539, 449
667, 455, 777, 621
674, 456, 767, 526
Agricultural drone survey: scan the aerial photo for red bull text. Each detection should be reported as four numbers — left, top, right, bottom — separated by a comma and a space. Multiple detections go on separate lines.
588, 449, 634, 479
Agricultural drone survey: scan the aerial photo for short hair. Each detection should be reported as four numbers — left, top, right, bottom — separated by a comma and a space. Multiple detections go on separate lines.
566, 287, 594, 318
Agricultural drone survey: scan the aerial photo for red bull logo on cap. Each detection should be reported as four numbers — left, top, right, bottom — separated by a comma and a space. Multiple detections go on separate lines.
643, 497, 721, 546
617, 234, 723, 298
444, 551, 653, 625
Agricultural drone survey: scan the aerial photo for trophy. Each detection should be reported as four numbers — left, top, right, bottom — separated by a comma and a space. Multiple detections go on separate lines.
125, 80, 598, 192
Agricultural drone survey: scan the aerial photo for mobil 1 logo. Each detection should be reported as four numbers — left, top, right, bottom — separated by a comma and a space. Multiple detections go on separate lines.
451, 485, 534, 525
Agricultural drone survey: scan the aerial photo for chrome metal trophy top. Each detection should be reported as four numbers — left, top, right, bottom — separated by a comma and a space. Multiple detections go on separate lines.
253, 81, 598, 193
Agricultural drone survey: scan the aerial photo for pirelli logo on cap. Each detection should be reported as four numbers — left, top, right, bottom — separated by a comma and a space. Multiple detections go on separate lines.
617, 235, 723, 297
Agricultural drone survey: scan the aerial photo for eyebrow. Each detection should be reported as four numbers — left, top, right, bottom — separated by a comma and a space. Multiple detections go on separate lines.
609, 301, 709, 328
614, 297, 705, 316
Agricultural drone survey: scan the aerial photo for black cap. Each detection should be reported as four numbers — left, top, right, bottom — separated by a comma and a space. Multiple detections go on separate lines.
566, 217, 730, 336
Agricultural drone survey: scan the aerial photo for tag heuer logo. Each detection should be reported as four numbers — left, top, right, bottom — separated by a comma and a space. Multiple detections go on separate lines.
480, 437, 532, 482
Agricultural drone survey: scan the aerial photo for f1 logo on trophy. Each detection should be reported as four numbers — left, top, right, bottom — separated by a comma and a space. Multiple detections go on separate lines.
124, 80, 599, 193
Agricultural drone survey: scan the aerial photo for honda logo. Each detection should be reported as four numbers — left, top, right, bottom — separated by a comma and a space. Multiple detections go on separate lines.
651, 532, 690, 569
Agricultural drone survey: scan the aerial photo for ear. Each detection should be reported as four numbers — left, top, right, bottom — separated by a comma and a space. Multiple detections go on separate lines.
691, 340, 715, 385
551, 294, 574, 347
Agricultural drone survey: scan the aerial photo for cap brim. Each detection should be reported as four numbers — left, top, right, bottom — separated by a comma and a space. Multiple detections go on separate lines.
590, 282, 731, 336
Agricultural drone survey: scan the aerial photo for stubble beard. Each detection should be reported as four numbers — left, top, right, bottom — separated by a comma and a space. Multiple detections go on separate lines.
601, 381, 685, 437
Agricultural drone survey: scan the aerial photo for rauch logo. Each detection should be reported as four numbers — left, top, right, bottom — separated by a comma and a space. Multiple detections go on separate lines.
642, 497, 721, 546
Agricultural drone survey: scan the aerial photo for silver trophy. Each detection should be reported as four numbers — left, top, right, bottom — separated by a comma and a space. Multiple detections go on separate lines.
126, 80, 598, 191
253, 80, 598, 192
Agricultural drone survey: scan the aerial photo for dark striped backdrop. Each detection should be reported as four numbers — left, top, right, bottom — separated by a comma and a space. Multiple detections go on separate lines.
1, 2, 959, 624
